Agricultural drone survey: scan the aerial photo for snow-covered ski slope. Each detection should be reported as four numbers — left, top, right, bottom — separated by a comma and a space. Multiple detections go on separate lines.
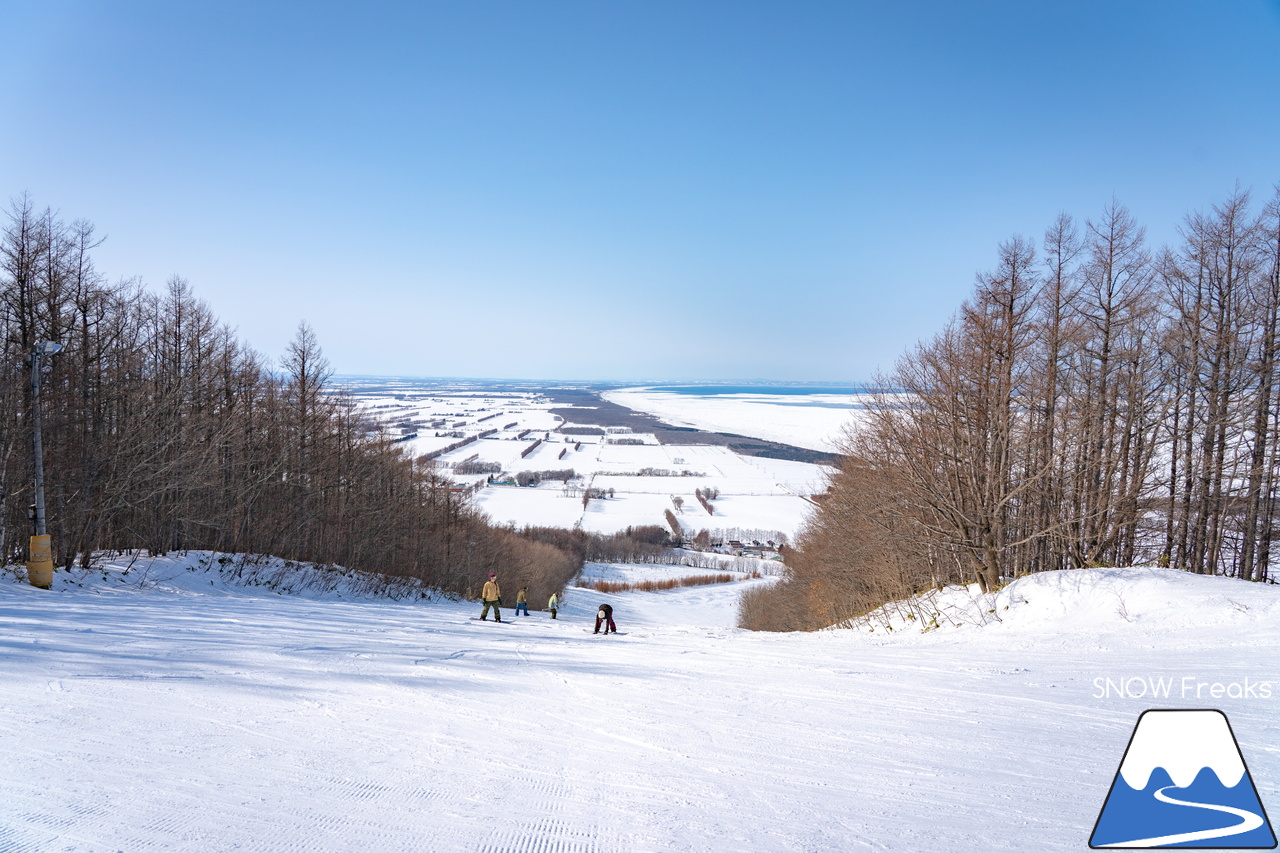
4, 556, 1279, 852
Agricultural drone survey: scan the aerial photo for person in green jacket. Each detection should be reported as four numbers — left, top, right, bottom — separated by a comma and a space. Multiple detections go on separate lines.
548, 592, 559, 619
480, 573, 502, 621
515, 587, 530, 616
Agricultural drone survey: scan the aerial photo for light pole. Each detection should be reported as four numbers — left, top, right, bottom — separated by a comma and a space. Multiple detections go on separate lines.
26, 340, 62, 589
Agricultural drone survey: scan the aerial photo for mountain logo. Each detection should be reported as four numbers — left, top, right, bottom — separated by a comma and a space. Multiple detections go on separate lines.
1090, 709, 1276, 849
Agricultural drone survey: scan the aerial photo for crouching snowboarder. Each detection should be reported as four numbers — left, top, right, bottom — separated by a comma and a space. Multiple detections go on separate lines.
593, 603, 617, 634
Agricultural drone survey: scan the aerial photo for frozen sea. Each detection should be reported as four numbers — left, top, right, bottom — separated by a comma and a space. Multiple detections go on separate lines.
602, 383, 870, 453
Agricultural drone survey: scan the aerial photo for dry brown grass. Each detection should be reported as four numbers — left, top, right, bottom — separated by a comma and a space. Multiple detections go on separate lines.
576, 571, 759, 593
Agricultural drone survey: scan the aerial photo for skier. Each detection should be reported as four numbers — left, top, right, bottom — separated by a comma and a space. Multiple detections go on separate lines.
515, 587, 530, 616
548, 592, 559, 620
480, 573, 502, 622
593, 602, 617, 634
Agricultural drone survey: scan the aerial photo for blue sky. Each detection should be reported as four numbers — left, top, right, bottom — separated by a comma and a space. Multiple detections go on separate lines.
2, 1, 1279, 381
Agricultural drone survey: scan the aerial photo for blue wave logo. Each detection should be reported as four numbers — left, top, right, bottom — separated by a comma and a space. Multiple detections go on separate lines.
1091, 710, 1276, 848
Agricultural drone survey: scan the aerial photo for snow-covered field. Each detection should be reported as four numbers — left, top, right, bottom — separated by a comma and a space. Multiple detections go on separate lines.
339, 381, 832, 541
5, 555, 1278, 851
601, 387, 864, 453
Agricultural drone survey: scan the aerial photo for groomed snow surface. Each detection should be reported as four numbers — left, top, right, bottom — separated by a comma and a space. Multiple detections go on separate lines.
4, 557, 1279, 852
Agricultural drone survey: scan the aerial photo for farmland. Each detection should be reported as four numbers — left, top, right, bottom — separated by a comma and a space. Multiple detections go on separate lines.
339, 378, 833, 544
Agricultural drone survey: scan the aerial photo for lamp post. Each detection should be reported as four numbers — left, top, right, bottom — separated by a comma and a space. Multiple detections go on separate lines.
26, 340, 62, 589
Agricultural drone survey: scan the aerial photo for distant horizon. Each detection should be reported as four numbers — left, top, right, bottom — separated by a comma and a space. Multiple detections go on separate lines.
330, 374, 877, 390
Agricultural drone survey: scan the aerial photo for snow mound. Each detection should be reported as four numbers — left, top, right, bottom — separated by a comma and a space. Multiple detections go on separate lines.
1, 550, 440, 603
854, 566, 1280, 637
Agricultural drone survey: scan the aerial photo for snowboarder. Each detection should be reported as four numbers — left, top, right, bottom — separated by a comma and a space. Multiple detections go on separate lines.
480, 573, 502, 621
593, 603, 617, 634
515, 587, 530, 616
548, 592, 559, 619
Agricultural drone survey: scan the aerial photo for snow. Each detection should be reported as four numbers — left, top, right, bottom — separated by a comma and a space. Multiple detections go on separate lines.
593, 442, 675, 468
349, 389, 566, 461
341, 382, 834, 540
602, 387, 865, 453
856, 566, 1280, 637
474, 484, 586, 529
591, 476, 712, 495
437, 436, 544, 470
4, 556, 1279, 851
578, 493, 681, 534
696, 494, 816, 535
737, 455, 832, 493
470, 444, 823, 539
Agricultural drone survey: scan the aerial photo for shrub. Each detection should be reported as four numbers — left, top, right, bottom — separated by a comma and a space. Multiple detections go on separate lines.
664, 509, 682, 536
576, 573, 751, 593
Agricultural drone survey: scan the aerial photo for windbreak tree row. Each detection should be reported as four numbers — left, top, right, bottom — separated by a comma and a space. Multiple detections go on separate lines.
0, 195, 580, 600
747, 187, 1280, 631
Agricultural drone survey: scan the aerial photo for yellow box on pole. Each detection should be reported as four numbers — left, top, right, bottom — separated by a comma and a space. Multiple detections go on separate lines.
27, 535, 53, 589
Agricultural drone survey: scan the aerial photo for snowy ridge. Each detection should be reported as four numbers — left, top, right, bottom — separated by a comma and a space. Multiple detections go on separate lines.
1, 550, 442, 602
1117, 710, 1246, 789
853, 566, 1280, 638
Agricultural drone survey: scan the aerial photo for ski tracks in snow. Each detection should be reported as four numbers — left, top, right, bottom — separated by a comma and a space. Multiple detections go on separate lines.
5, 568, 1280, 850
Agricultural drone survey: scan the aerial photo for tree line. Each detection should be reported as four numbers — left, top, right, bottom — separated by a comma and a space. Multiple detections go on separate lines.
1, 195, 580, 601
745, 187, 1280, 631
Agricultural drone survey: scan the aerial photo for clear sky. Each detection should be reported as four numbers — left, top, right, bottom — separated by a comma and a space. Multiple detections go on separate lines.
2, 1, 1279, 381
